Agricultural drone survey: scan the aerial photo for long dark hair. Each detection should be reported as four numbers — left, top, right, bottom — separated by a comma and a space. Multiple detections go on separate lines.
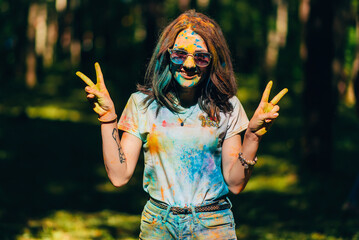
137, 10, 237, 121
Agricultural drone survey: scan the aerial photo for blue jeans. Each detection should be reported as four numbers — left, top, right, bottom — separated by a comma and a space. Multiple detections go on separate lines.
139, 199, 237, 239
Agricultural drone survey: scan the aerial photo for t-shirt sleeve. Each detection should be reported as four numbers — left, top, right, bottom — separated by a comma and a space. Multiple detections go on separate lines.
225, 96, 249, 139
118, 94, 143, 141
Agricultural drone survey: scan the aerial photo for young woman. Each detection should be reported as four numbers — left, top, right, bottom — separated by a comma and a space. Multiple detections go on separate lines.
77, 10, 287, 240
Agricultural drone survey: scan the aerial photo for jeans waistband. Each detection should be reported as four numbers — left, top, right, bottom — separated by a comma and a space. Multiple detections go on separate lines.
149, 196, 231, 215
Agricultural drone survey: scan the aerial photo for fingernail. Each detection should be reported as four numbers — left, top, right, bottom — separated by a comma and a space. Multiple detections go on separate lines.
274, 113, 279, 116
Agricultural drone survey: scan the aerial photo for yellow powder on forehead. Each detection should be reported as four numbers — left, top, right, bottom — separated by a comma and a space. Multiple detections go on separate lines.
174, 29, 207, 52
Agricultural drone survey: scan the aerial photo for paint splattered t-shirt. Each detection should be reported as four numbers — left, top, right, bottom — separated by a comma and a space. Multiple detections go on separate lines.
118, 92, 249, 207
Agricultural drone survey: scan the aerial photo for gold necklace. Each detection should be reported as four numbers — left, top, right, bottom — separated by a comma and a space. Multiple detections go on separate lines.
175, 106, 197, 126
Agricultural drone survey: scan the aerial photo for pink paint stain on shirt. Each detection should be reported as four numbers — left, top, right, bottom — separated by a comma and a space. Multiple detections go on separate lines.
162, 120, 167, 127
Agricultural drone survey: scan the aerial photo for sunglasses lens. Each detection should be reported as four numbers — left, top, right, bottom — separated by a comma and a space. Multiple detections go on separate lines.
170, 50, 187, 65
169, 49, 211, 67
194, 53, 211, 67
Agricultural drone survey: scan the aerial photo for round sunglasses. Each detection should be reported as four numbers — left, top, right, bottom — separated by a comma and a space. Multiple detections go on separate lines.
168, 48, 212, 68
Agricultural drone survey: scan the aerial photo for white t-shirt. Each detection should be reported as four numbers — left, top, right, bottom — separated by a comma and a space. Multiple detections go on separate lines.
118, 91, 249, 207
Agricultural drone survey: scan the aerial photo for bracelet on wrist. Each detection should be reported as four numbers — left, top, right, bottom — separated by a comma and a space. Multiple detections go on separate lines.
98, 114, 118, 123
238, 152, 257, 169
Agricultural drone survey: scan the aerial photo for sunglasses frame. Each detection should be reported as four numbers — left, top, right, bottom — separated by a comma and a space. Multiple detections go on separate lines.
168, 48, 212, 67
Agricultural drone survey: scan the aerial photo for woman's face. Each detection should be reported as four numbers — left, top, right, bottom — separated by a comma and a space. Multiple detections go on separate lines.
171, 28, 209, 88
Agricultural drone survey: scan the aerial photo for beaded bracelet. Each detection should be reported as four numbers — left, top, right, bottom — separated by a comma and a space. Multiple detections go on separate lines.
238, 152, 258, 169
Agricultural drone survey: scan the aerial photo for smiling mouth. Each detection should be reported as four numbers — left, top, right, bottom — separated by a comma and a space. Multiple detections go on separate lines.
179, 71, 198, 79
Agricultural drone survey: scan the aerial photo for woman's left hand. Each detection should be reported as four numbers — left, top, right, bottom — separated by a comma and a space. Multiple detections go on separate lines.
248, 81, 288, 136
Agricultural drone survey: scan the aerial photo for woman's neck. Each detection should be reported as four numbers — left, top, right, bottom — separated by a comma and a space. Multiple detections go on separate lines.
175, 86, 200, 108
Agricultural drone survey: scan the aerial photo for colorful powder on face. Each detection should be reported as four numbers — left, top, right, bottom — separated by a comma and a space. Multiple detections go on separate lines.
173, 29, 206, 53
172, 28, 208, 88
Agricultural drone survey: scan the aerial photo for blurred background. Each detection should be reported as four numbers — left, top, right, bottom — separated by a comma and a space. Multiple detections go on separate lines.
1, 0, 359, 239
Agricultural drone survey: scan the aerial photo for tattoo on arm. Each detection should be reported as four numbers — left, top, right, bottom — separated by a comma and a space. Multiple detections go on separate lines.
112, 128, 126, 163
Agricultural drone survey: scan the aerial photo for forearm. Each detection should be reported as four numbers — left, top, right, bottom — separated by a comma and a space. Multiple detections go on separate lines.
241, 129, 261, 163
101, 121, 129, 187
224, 130, 260, 194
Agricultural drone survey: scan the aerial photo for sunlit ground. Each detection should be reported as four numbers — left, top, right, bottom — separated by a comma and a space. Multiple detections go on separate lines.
1, 80, 359, 240
13, 153, 359, 240
15, 155, 298, 240
18, 211, 140, 240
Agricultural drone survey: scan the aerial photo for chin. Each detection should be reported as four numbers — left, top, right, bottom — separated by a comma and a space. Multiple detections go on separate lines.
177, 80, 201, 88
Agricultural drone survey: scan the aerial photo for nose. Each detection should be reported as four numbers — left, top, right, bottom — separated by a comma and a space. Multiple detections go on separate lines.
182, 55, 196, 69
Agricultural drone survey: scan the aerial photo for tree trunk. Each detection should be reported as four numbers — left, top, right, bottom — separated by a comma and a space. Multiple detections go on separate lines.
353, 12, 359, 115
141, 0, 164, 62
302, 0, 335, 172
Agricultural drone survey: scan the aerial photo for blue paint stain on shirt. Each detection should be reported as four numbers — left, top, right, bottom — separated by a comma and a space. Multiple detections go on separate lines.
117, 92, 250, 207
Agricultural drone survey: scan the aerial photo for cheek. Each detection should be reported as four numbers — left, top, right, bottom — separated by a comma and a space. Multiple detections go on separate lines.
171, 63, 181, 71
170, 63, 180, 77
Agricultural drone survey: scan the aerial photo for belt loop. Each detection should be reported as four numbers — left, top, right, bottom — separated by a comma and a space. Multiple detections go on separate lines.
162, 205, 171, 224
226, 197, 232, 209
190, 206, 198, 224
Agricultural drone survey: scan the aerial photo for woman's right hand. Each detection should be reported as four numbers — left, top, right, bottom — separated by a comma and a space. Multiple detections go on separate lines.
76, 62, 117, 122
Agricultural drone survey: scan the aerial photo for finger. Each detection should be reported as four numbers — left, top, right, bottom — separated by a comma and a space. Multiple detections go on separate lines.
85, 86, 101, 96
261, 81, 273, 103
262, 102, 279, 113
271, 105, 280, 113
95, 62, 104, 86
93, 102, 107, 116
270, 88, 288, 105
87, 93, 95, 99
262, 111, 279, 123
76, 71, 95, 87
255, 127, 267, 136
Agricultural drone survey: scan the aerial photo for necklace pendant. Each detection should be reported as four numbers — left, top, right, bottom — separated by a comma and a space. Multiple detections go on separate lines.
180, 122, 184, 126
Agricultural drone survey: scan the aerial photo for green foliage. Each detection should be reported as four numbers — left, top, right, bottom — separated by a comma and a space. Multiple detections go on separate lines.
1, 0, 359, 239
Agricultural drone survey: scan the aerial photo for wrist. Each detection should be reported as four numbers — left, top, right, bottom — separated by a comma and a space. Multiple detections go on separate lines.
245, 129, 262, 142
99, 117, 117, 124
98, 111, 117, 123
238, 152, 258, 169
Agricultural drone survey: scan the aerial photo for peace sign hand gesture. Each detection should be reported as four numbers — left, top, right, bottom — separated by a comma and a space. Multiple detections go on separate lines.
248, 81, 288, 136
76, 62, 117, 123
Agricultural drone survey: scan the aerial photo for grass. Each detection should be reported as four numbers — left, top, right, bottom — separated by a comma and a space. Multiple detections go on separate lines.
1, 80, 359, 239
17, 210, 140, 240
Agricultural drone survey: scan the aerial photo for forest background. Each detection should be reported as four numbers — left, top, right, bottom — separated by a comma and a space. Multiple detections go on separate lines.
1, 0, 359, 239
